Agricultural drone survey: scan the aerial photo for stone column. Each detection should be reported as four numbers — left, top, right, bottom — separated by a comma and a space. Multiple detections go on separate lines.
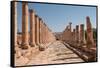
39, 19, 43, 44
45, 26, 48, 43
39, 18, 41, 44
40, 19, 46, 44
63, 26, 68, 42
29, 9, 36, 47
12, 1, 17, 46
48, 29, 51, 43
49, 29, 55, 42
38, 18, 45, 51
86, 16, 94, 48
40, 20, 43, 44
69, 22, 72, 32
43, 23, 46, 44
47, 27, 50, 43
45, 24, 48, 44
75, 25, 79, 44
41, 22, 44, 44
21, 2, 29, 49
79, 24, 85, 45
69, 22, 72, 43
43, 23, 45, 44
48, 30, 50, 43
35, 15, 40, 45
73, 29, 76, 43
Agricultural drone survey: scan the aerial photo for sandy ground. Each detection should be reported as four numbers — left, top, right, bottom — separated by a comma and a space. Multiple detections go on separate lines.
15, 41, 84, 66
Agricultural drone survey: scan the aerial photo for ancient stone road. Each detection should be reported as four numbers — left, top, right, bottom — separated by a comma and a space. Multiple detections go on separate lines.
12, 1, 96, 67
27, 41, 84, 65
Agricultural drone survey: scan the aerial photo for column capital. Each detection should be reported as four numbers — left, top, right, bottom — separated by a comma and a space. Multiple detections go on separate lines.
29, 9, 35, 13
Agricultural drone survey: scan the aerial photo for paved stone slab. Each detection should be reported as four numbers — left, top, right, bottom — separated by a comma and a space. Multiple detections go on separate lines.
27, 41, 84, 65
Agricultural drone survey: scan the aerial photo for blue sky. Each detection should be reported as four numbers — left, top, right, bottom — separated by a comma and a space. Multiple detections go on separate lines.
17, 2, 97, 32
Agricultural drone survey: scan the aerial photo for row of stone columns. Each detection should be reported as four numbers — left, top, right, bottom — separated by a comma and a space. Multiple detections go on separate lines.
13, 2, 56, 50
72, 24, 86, 46
61, 16, 95, 49
61, 23, 73, 43
13, 1, 95, 50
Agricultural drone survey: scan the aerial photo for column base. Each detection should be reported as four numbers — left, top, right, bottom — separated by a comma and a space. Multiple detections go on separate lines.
36, 44, 45, 51
20, 43, 29, 50
29, 42, 35, 47
17, 41, 21, 45
39, 44, 45, 51
86, 41, 93, 49
39, 46, 45, 51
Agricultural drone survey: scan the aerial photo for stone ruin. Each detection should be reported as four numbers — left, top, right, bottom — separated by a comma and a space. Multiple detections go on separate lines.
61, 17, 96, 49
12, 1, 97, 66
61, 16, 96, 62
13, 2, 56, 49
12, 1, 56, 66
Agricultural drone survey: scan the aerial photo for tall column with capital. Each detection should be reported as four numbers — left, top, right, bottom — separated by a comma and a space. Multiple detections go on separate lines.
21, 2, 29, 49
29, 9, 36, 47
35, 15, 40, 45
